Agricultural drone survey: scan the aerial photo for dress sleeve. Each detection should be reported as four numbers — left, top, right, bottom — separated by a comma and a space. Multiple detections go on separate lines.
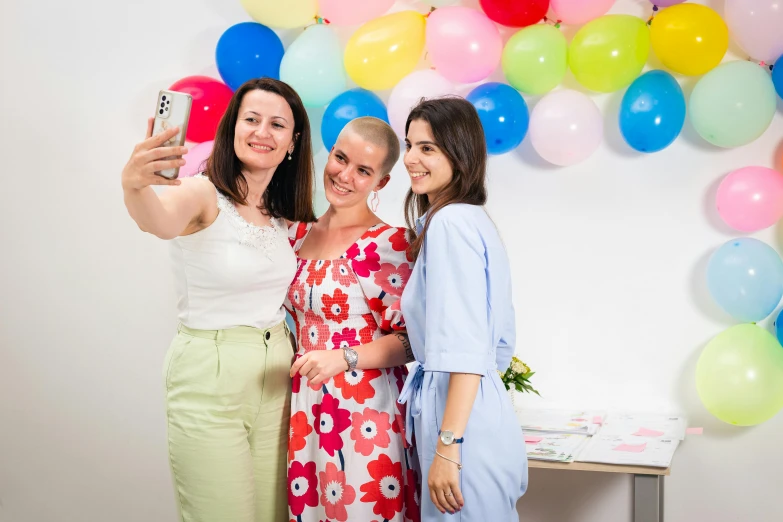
421, 208, 491, 376
353, 226, 413, 334
287, 221, 309, 249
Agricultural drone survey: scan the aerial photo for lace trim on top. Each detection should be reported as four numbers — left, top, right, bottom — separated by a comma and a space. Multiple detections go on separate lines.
195, 173, 284, 256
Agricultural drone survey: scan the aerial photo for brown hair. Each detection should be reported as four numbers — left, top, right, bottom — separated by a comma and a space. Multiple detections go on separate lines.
205, 78, 316, 222
403, 97, 488, 259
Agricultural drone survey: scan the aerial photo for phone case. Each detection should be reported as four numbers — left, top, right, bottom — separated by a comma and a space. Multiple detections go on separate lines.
152, 90, 192, 179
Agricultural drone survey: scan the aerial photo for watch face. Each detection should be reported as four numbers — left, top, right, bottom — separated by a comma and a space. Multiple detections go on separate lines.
440, 431, 454, 445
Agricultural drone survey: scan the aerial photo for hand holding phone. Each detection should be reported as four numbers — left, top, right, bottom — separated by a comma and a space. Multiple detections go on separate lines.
151, 90, 192, 179
121, 119, 189, 191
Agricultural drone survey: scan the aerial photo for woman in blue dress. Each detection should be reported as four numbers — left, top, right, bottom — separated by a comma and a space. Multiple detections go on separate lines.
397, 97, 528, 521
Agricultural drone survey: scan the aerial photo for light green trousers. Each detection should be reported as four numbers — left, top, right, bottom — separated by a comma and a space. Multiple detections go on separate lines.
163, 321, 293, 522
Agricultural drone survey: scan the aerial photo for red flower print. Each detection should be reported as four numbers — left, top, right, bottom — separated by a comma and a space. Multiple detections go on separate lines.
319, 462, 356, 522
331, 260, 356, 287
389, 227, 410, 252
288, 281, 306, 312
374, 262, 412, 297
359, 454, 404, 521
351, 407, 392, 456
288, 461, 318, 516
359, 313, 377, 344
312, 393, 351, 457
292, 371, 301, 394
289, 411, 313, 462
302, 311, 329, 352
364, 224, 389, 238
334, 368, 382, 404
347, 242, 381, 277
306, 259, 331, 287
404, 468, 421, 522
322, 288, 350, 324
294, 221, 309, 243
331, 328, 359, 350
368, 298, 387, 316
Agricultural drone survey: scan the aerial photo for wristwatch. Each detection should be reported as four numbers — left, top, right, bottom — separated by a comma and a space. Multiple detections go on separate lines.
342, 346, 358, 371
438, 430, 464, 445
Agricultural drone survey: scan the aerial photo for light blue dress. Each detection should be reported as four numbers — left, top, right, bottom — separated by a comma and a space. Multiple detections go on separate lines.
398, 204, 528, 521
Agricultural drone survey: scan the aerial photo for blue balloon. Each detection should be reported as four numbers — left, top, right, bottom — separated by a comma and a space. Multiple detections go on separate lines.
321, 89, 388, 150
707, 238, 783, 323
775, 309, 783, 345
466, 83, 529, 155
619, 70, 685, 153
773, 60, 783, 100
216, 22, 284, 91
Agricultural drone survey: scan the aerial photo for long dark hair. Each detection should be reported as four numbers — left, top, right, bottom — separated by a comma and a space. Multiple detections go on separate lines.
404, 97, 488, 259
205, 78, 316, 222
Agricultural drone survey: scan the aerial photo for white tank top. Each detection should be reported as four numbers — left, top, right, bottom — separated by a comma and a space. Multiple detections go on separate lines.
169, 175, 297, 330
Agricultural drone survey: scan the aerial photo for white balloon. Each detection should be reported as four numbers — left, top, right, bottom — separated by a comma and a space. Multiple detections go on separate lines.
529, 90, 603, 166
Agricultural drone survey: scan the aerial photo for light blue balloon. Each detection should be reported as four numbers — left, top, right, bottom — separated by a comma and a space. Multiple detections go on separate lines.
321, 89, 388, 151
775, 309, 783, 346
280, 25, 346, 108
707, 238, 783, 322
619, 70, 685, 153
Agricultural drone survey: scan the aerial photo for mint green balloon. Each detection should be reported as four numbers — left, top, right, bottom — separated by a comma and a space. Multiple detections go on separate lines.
568, 15, 649, 93
696, 324, 783, 426
502, 25, 567, 95
689, 61, 776, 148
280, 25, 346, 107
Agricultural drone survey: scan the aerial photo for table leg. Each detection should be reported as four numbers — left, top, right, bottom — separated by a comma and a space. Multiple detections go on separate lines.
633, 474, 663, 522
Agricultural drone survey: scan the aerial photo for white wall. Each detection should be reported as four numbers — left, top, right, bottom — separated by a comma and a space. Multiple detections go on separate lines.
1, 0, 781, 521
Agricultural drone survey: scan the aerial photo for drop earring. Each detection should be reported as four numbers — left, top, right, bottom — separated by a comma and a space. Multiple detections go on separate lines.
370, 191, 379, 212
288, 150, 293, 160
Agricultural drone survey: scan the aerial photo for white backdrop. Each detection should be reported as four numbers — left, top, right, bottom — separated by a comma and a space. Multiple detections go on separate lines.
1, 0, 782, 521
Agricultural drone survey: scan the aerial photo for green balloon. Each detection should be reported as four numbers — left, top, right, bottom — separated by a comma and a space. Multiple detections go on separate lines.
502, 25, 567, 96
696, 324, 783, 426
569, 15, 650, 93
689, 61, 777, 148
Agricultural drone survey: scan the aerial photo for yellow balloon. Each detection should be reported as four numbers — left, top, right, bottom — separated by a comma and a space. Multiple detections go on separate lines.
241, 0, 317, 29
650, 4, 728, 76
344, 11, 426, 91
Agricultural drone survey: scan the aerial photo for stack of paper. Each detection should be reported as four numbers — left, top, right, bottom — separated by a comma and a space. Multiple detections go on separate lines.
516, 409, 606, 436
523, 432, 591, 462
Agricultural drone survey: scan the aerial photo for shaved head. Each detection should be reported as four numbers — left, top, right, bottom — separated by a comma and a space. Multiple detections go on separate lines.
339, 117, 400, 176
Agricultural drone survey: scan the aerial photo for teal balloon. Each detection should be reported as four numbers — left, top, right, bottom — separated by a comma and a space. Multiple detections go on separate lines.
280, 25, 346, 108
689, 61, 776, 148
707, 238, 783, 323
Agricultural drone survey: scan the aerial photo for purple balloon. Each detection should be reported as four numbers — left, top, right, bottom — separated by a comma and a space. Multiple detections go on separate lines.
651, 0, 685, 6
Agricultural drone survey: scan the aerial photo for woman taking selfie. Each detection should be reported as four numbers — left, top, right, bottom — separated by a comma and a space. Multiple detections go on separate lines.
398, 97, 528, 521
121, 78, 315, 522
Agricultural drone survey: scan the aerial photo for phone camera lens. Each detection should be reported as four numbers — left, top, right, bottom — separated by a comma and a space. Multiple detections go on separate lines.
159, 109, 164, 115
165, 107, 169, 111
166, 100, 170, 104
160, 102, 165, 108
162, 95, 167, 101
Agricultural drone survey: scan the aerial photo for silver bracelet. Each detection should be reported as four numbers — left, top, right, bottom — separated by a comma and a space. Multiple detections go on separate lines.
435, 451, 462, 471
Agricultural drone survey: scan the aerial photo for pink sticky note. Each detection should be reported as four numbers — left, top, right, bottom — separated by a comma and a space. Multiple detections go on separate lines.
613, 443, 647, 453
592, 416, 603, 425
686, 427, 703, 435
632, 427, 665, 437
524, 435, 543, 444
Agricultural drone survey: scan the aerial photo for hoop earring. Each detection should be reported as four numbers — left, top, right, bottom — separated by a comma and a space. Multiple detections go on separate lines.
370, 191, 379, 212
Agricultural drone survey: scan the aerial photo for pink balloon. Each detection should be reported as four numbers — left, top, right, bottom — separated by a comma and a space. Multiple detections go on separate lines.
652, 0, 685, 6
551, 0, 614, 25
529, 90, 603, 166
387, 70, 456, 139
426, 7, 503, 84
716, 166, 783, 232
319, 0, 394, 26
725, 0, 783, 62
180, 140, 214, 178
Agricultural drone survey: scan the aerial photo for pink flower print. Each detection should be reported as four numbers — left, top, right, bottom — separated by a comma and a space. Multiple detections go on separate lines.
373, 262, 411, 297
288, 461, 318, 516
312, 393, 351, 457
347, 242, 381, 277
351, 407, 392, 456
331, 260, 357, 287
319, 462, 356, 522
331, 328, 359, 350
288, 280, 306, 312
302, 310, 329, 352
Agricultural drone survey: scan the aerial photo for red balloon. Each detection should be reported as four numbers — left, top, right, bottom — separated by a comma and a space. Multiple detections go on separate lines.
169, 75, 233, 143
479, 0, 549, 27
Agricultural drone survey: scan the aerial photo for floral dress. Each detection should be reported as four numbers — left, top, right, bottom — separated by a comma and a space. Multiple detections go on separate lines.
285, 222, 420, 522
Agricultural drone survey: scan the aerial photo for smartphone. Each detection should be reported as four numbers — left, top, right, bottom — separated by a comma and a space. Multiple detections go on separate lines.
152, 89, 192, 179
